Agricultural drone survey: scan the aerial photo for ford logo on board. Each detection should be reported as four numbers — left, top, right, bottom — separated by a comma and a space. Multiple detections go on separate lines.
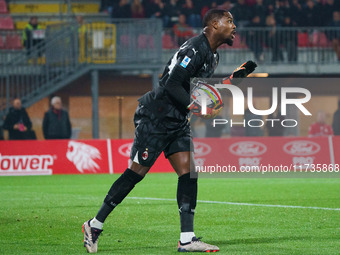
283, 141, 320, 156
194, 142, 211, 157
118, 143, 133, 157
229, 141, 267, 156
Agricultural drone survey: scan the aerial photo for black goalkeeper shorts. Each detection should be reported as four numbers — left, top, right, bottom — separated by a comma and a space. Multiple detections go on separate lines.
130, 103, 193, 167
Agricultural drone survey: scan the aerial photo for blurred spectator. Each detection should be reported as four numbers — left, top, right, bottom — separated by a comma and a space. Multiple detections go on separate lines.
100, 0, 113, 14
182, 0, 201, 27
308, 111, 333, 136
246, 0, 257, 6
231, 0, 252, 27
266, 2, 275, 16
112, 0, 131, 18
266, 109, 285, 136
144, 0, 164, 19
302, 0, 321, 27
102, 0, 340, 29
244, 108, 264, 136
220, 1, 233, 11
328, 11, 340, 62
282, 16, 298, 62
265, 15, 283, 62
231, 0, 252, 42
246, 15, 264, 62
274, 0, 289, 26
173, 14, 193, 46
332, 100, 340, 135
163, 0, 181, 28
335, 0, 340, 10
131, 0, 145, 18
322, 0, 335, 26
200, 1, 217, 19
3, 98, 35, 140
76, 15, 86, 34
253, 0, 267, 25
22, 16, 43, 56
76, 16, 87, 62
43, 97, 72, 140
290, 0, 303, 26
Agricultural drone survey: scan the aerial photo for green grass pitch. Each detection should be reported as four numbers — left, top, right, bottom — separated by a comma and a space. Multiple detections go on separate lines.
0, 174, 339, 254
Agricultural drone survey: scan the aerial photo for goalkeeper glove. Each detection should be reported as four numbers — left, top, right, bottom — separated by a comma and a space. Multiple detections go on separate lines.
223, 60, 257, 85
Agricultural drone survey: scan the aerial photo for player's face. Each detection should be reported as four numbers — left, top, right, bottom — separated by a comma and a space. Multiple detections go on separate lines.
218, 12, 236, 46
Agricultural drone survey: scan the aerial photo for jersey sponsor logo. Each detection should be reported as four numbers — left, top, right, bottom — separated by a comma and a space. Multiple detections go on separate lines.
180, 56, 191, 68
194, 142, 211, 157
283, 141, 320, 156
229, 141, 267, 156
0, 153, 53, 175
118, 143, 133, 157
66, 141, 101, 173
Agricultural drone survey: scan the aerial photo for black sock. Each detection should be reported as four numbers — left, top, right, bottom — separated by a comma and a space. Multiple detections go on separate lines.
177, 173, 197, 232
95, 168, 144, 223
95, 203, 113, 223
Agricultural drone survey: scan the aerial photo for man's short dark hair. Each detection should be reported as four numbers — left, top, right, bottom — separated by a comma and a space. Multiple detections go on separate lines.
202, 9, 228, 28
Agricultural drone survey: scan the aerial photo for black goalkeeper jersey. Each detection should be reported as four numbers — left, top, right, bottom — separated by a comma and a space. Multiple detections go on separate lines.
138, 32, 219, 119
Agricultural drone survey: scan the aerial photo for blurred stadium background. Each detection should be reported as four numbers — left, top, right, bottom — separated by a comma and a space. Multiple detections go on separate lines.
0, 0, 339, 139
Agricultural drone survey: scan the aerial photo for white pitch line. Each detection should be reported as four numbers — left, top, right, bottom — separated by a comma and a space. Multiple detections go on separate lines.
128, 197, 340, 211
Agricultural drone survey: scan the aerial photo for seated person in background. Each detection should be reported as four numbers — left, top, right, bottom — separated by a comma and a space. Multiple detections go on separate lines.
173, 13, 193, 46
43, 96, 72, 140
308, 111, 333, 137
3, 98, 34, 140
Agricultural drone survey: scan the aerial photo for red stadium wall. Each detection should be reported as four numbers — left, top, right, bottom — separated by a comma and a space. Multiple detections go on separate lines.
0, 137, 339, 176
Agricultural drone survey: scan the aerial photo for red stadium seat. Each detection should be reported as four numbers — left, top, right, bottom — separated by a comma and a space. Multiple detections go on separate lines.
162, 34, 176, 49
120, 35, 130, 48
5, 34, 22, 49
311, 32, 330, 48
0, 16, 14, 30
298, 32, 309, 47
0, 0, 8, 14
0, 35, 5, 49
138, 34, 154, 49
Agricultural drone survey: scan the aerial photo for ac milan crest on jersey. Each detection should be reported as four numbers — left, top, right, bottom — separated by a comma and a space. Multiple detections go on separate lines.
142, 149, 149, 160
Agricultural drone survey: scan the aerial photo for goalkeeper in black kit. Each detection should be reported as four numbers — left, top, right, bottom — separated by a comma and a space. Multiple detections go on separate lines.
82, 9, 257, 253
